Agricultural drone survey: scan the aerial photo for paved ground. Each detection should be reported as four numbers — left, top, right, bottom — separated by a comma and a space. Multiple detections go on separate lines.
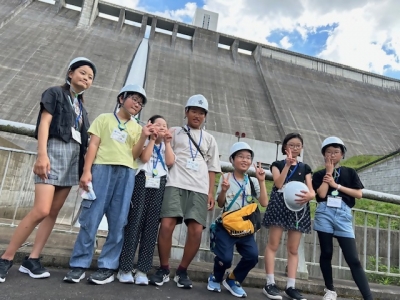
1, 267, 354, 300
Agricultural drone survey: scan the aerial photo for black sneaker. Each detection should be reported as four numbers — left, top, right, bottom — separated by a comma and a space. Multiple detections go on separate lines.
18, 256, 50, 279
63, 268, 86, 283
174, 270, 192, 289
263, 283, 282, 299
285, 287, 306, 300
149, 267, 170, 286
0, 258, 13, 283
88, 268, 115, 285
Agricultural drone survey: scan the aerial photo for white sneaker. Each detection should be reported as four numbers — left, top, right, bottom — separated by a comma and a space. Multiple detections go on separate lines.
323, 288, 337, 300
117, 270, 134, 283
135, 270, 149, 285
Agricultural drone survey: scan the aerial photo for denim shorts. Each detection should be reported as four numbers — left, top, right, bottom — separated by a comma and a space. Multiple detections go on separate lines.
313, 201, 355, 238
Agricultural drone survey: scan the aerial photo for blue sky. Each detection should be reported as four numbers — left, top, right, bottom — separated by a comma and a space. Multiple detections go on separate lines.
109, 0, 400, 80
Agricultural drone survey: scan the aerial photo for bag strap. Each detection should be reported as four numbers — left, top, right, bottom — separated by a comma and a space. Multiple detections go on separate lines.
181, 127, 205, 160
249, 178, 257, 198
224, 174, 248, 211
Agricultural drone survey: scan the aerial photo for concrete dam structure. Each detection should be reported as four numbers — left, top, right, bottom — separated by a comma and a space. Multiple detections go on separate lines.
0, 0, 400, 169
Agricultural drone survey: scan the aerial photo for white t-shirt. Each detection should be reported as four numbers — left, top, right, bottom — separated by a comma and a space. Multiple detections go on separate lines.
215, 174, 261, 212
136, 140, 168, 178
166, 126, 221, 195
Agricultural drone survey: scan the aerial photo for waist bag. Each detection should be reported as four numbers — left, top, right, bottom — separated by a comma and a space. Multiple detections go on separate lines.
220, 177, 261, 237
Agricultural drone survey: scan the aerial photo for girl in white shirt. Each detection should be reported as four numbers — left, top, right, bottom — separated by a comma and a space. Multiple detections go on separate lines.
118, 115, 175, 285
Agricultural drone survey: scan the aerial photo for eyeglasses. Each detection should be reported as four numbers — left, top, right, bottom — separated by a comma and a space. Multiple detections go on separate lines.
236, 155, 252, 161
326, 151, 342, 156
129, 95, 145, 107
287, 144, 302, 149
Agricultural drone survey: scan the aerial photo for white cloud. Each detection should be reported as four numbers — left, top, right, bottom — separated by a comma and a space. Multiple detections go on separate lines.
279, 36, 292, 49
103, 0, 400, 77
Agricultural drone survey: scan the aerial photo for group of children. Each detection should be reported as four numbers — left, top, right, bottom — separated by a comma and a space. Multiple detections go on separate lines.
0, 57, 373, 300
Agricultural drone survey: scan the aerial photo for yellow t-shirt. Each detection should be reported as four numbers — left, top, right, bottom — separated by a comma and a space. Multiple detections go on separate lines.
89, 113, 141, 169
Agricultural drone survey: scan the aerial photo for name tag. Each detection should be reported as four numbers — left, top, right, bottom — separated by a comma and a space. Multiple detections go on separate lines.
71, 127, 82, 144
145, 176, 160, 189
186, 159, 199, 171
111, 129, 128, 143
277, 184, 286, 193
327, 196, 342, 208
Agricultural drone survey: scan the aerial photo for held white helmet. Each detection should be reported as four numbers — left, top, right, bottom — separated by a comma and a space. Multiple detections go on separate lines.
118, 84, 147, 105
185, 94, 208, 113
321, 136, 347, 158
66, 57, 97, 82
229, 142, 254, 163
283, 181, 309, 212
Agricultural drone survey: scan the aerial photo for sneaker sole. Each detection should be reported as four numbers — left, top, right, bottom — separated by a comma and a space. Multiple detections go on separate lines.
174, 276, 192, 289
88, 274, 115, 285
284, 291, 306, 300
0, 277, 6, 283
223, 280, 247, 298
63, 272, 86, 283
262, 288, 282, 300
117, 273, 134, 284
19, 266, 50, 279
207, 277, 221, 293
149, 276, 170, 286
135, 281, 149, 286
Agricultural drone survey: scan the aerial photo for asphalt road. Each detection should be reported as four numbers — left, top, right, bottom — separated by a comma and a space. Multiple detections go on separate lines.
2, 267, 353, 300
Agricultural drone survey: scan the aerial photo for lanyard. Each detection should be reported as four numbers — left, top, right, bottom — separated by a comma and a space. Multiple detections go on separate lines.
232, 173, 249, 207
152, 143, 166, 174
68, 96, 82, 130
187, 126, 202, 160
333, 168, 341, 183
285, 163, 299, 183
114, 112, 130, 131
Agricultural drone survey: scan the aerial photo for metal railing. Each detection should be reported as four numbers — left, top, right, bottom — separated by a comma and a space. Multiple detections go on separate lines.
1, 146, 400, 281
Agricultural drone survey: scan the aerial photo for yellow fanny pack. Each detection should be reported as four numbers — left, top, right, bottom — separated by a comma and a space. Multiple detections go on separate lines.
218, 176, 261, 237
220, 203, 261, 237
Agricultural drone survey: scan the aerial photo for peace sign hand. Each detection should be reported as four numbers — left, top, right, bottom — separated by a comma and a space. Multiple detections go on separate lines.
221, 172, 231, 192
164, 129, 174, 144
254, 161, 266, 182
141, 120, 156, 137
285, 148, 297, 167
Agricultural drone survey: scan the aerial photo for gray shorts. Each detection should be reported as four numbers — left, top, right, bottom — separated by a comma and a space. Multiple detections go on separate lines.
34, 138, 80, 186
160, 186, 208, 228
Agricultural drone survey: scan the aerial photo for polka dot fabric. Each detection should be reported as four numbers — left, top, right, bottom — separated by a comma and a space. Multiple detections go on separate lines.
262, 188, 311, 234
119, 171, 167, 273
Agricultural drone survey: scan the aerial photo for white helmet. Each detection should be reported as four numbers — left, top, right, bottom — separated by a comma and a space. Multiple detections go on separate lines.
283, 181, 309, 212
66, 57, 97, 82
321, 136, 347, 157
185, 94, 208, 112
229, 142, 254, 162
118, 84, 147, 105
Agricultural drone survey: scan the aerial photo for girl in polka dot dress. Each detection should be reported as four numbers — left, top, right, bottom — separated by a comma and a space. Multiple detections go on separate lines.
118, 115, 175, 285
262, 133, 315, 300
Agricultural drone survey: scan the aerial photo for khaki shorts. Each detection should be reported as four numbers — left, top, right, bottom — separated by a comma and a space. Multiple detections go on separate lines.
160, 186, 208, 228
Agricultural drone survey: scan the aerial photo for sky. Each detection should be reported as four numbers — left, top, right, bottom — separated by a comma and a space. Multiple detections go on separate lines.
106, 0, 400, 80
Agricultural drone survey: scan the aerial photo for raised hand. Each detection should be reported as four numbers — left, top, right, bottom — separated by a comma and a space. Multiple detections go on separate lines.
221, 172, 231, 192
285, 148, 297, 166
254, 161, 266, 181
164, 128, 174, 144
325, 156, 334, 174
142, 120, 156, 137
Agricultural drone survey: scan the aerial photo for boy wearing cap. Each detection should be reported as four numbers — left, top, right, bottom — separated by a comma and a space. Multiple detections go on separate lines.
149, 95, 221, 289
63, 85, 155, 285
207, 142, 268, 298
313, 137, 372, 300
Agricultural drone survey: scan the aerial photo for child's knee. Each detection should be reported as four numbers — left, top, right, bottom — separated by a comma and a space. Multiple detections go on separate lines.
215, 255, 232, 269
